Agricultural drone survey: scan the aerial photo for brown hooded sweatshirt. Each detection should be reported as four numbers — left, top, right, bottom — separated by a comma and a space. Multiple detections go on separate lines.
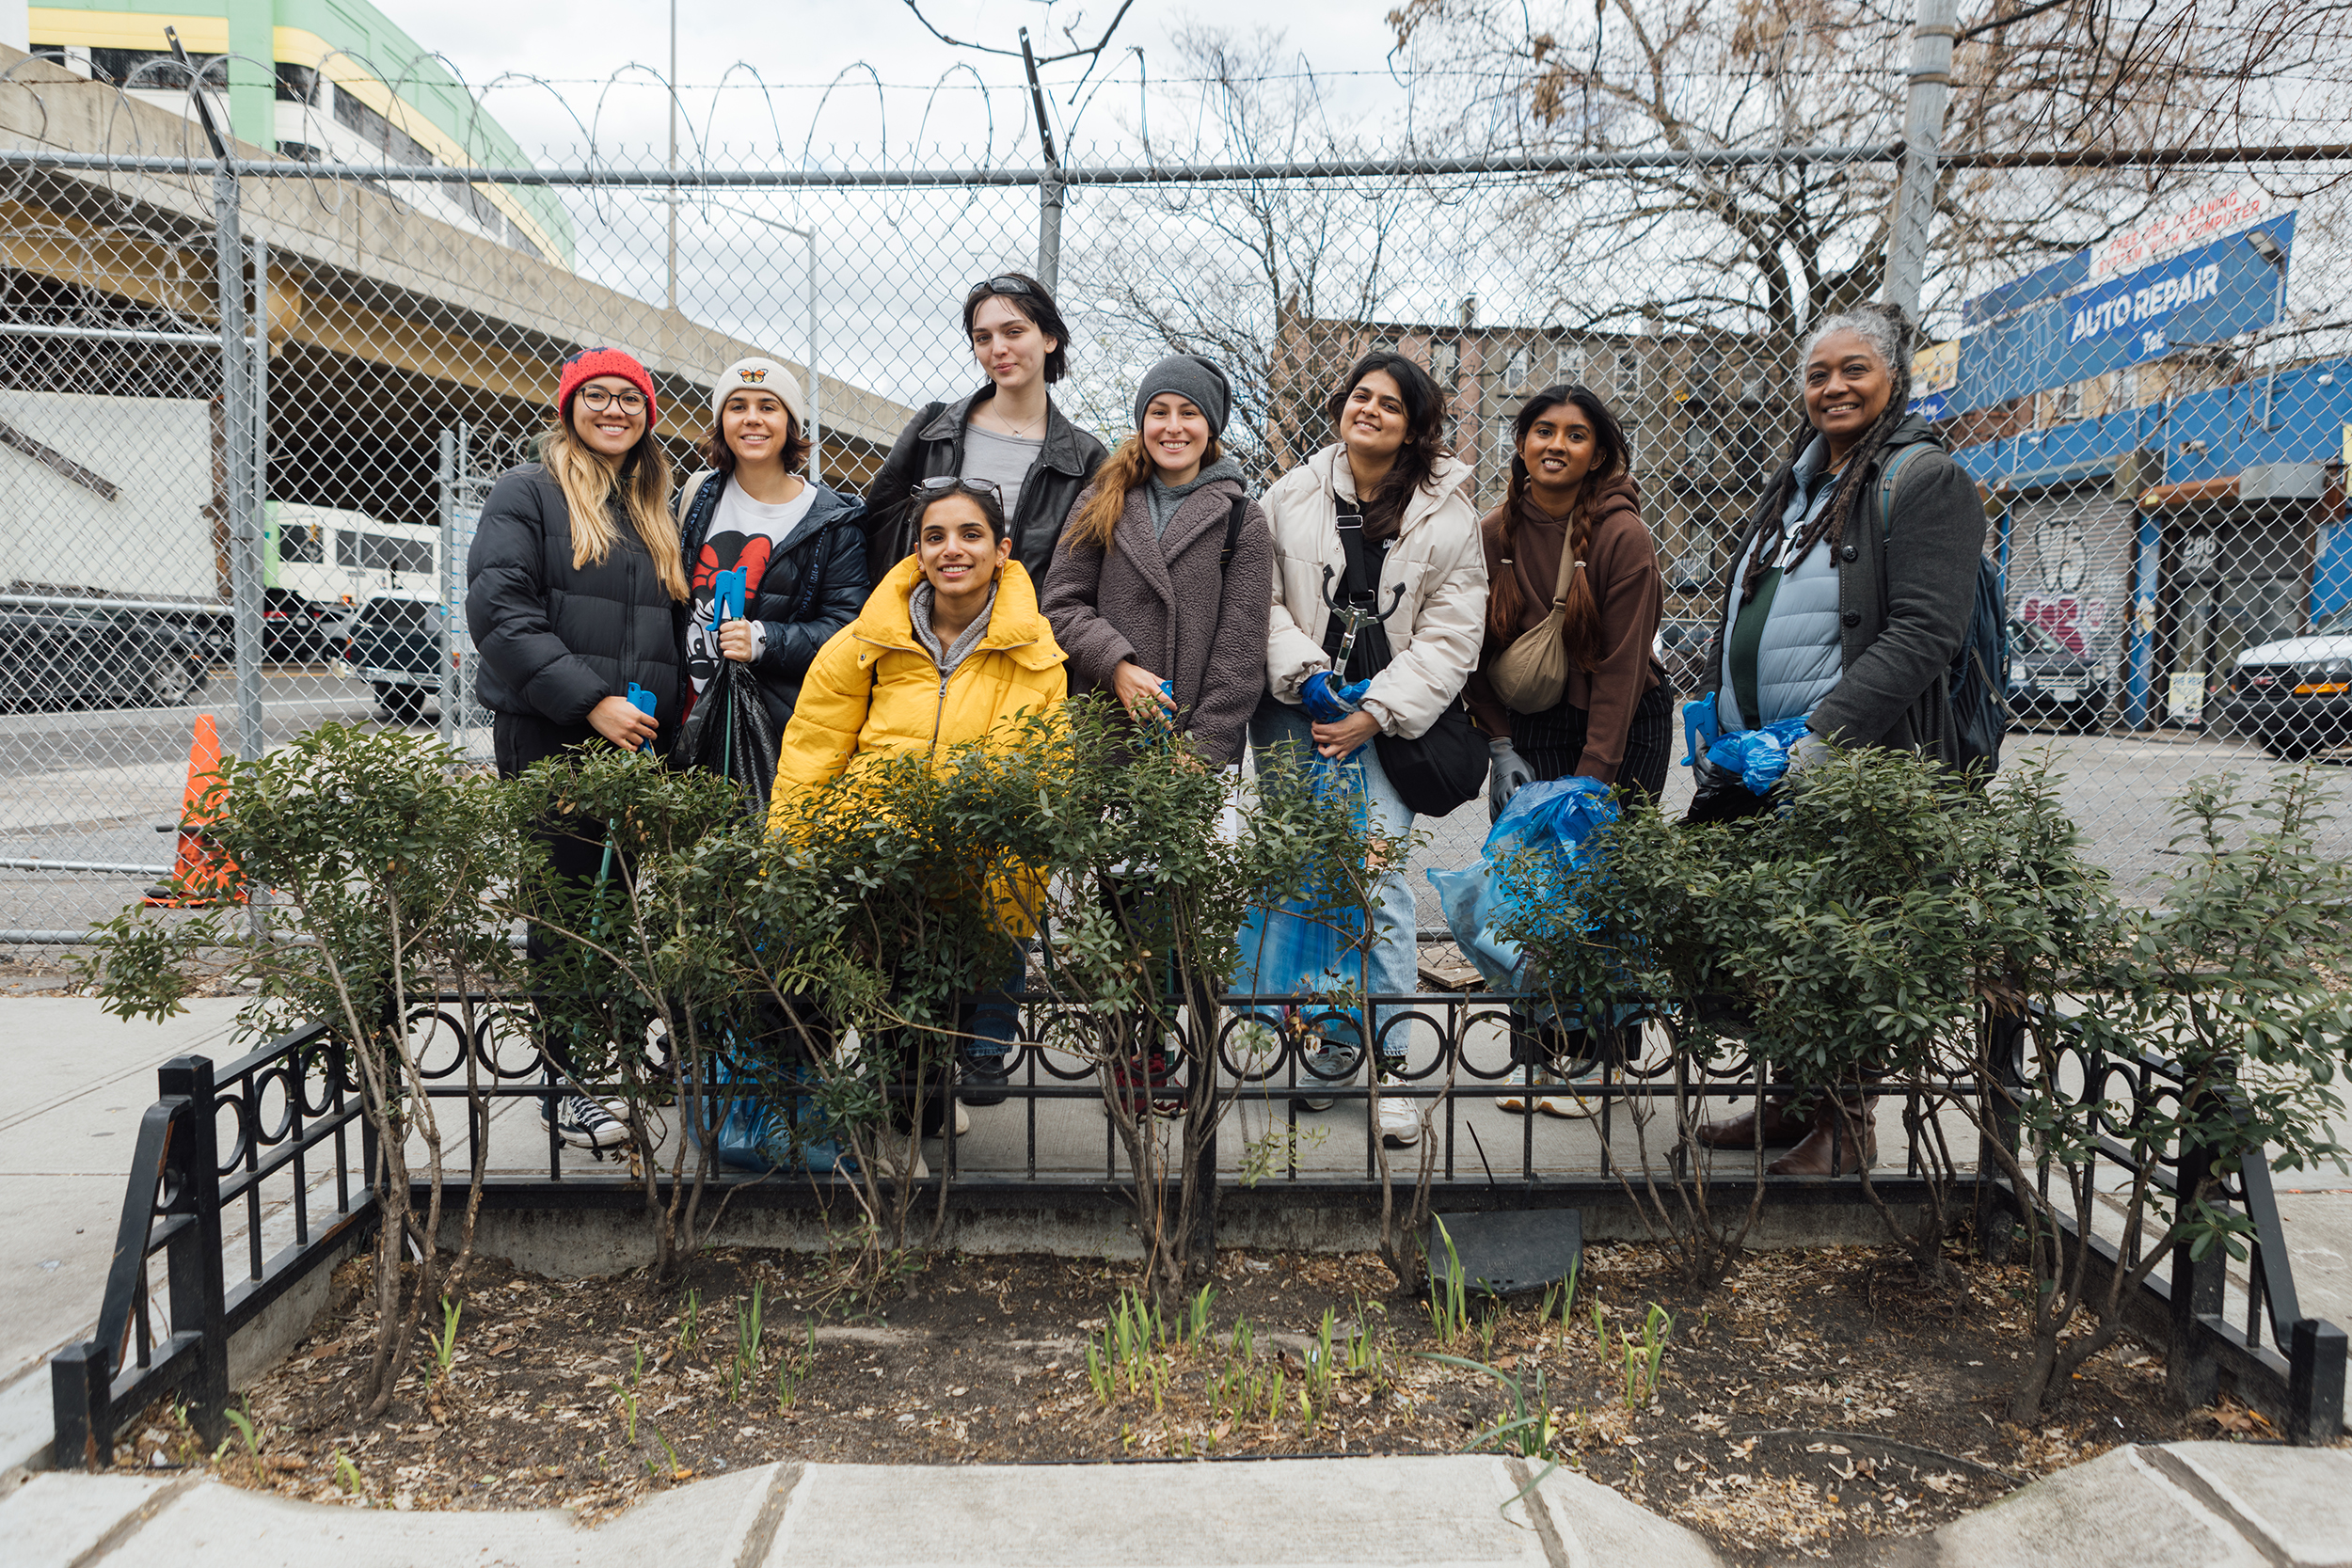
1463, 474, 1663, 784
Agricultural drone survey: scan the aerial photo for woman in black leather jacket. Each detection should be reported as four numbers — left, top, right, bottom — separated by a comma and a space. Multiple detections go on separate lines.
862, 272, 1105, 585
676, 357, 870, 740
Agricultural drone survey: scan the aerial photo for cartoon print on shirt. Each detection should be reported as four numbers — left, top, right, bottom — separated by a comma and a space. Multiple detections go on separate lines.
686, 531, 775, 690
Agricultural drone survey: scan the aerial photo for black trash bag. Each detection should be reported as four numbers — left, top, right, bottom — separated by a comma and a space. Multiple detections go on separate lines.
669, 660, 778, 819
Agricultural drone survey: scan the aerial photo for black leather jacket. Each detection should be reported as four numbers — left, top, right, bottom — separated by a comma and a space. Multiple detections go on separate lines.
862, 384, 1107, 586
675, 470, 871, 738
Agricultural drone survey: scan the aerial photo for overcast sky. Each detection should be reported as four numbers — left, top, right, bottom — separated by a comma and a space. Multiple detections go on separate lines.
373, 0, 1411, 161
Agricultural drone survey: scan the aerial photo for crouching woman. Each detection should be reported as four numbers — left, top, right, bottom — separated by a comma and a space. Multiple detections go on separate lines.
767, 479, 1069, 1142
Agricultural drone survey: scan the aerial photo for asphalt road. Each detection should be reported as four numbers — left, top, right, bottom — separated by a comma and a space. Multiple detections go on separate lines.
0, 686, 2343, 939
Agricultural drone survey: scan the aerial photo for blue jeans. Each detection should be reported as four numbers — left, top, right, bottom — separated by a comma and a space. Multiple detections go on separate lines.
1248, 701, 1418, 1066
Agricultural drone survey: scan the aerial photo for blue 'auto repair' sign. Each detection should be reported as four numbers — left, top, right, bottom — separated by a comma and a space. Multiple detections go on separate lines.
1953, 206, 2294, 414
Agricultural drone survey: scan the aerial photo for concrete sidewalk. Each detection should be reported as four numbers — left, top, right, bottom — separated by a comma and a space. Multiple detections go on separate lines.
6, 1443, 2349, 1568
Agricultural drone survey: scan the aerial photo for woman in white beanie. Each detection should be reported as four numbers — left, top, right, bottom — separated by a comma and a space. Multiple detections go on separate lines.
675, 356, 871, 740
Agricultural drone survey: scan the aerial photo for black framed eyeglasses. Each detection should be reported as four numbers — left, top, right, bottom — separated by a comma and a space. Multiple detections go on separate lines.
964, 274, 1038, 303
577, 387, 645, 414
910, 475, 1003, 502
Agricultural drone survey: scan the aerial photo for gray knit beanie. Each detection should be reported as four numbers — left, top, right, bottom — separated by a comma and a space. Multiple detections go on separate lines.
1132, 355, 1232, 438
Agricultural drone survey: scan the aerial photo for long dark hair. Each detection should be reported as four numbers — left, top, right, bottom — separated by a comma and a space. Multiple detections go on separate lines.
1737, 304, 1915, 605
1324, 352, 1451, 534
1486, 385, 1630, 671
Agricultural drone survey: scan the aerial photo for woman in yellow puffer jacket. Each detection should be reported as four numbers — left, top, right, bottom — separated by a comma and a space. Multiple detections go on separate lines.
769, 475, 1067, 1112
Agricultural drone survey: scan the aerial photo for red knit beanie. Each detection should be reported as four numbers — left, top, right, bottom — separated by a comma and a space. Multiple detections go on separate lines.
556, 347, 657, 426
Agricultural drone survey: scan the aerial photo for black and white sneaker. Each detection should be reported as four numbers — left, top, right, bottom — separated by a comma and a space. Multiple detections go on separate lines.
544, 1093, 628, 1150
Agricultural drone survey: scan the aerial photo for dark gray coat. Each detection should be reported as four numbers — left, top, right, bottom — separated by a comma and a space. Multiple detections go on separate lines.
1040, 471, 1274, 769
1707, 414, 1985, 757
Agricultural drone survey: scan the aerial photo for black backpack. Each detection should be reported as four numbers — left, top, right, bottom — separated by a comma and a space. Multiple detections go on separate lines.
1877, 447, 2010, 775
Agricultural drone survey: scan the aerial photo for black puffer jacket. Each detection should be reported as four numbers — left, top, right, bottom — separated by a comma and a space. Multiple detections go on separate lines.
675, 469, 870, 737
862, 384, 1106, 586
465, 464, 683, 736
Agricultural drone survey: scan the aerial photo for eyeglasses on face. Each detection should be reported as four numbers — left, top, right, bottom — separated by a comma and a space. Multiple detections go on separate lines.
964, 275, 1038, 303
577, 387, 645, 414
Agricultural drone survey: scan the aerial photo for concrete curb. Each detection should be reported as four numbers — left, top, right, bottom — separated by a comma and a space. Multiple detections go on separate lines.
3, 1453, 1726, 1568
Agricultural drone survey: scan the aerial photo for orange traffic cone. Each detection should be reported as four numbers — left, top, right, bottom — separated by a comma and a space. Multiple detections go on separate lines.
144, 714, 245, 907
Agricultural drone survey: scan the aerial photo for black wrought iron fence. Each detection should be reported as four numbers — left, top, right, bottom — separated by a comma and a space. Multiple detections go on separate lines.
47, 990, 2344, 1467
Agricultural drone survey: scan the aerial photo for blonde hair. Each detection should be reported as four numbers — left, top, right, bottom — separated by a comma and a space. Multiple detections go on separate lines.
1064, 432, 1224, 553
544, 420, 687, 600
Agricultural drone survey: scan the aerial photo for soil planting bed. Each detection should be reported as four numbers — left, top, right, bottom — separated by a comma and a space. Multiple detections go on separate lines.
119, 1241, 2283, 1563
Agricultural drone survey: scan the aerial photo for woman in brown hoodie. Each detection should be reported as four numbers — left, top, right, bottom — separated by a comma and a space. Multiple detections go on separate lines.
1463, 384, 1665, 1116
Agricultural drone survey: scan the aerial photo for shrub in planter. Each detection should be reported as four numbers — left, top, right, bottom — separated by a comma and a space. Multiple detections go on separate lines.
500, 747, 758, 1281
1976, 768, 2352, 1419
82, 724, 522, 1416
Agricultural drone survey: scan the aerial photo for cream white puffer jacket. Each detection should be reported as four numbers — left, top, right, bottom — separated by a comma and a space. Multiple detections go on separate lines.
1260, 445, 1487, 740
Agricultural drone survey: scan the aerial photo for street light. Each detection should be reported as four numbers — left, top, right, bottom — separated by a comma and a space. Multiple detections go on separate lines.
2245, 228, 2285, 267
694, 201, 823, 483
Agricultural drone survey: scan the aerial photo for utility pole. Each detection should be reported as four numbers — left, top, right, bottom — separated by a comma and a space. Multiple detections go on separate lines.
1021, 28, 1061, 292
666, 0, 679, 313
1884, 0, 1956, 317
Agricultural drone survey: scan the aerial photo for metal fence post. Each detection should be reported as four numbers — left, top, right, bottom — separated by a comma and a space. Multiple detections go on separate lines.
1021, 28, 1063, 292
2288, 1318, 2347, 1444
437, 426, 458, 756
1883, 0, 1955, 315
2168, 1131, 2226, 1409
158, 1055, 229, 1438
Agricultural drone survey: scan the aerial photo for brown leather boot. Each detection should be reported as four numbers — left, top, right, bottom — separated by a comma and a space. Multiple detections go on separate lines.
1766, 1098, 1879, 1176
1693, 1097, 1805, 1148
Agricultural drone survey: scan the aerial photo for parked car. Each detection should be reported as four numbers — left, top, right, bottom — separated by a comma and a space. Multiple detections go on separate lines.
2006, 620, 2107, 733
2215, 603, 2352, 759
346, 592, 443, 723
0, 606, 208, 712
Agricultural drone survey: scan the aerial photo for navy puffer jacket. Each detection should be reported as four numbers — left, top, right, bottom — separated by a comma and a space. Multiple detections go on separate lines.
675, 470, 871, 736
465, 464, 683, 735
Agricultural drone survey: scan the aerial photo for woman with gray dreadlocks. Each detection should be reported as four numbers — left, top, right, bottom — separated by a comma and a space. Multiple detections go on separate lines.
1688, 302, 1984, 1175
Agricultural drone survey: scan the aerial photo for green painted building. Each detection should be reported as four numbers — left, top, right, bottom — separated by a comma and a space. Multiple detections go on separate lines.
26, 0, 571, 262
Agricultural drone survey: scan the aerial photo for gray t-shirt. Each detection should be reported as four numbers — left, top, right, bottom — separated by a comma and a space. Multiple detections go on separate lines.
961, 423, 1042, 527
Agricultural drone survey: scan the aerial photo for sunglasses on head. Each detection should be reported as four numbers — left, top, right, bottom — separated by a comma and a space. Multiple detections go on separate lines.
910, 475, 1003, 503
965, 275, 1039, 303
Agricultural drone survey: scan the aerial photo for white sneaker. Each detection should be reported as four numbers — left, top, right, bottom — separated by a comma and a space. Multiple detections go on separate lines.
952, 1101, 972, 1137
1375, 1062, 1421, 1148
1496, 1066, 1567, 1117
543, 1093, 628, 1150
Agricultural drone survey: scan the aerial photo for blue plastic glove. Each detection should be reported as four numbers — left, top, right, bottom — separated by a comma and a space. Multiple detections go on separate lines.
1301, 671, 1371, 723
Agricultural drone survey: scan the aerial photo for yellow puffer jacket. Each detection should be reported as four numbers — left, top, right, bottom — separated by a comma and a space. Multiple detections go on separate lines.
768, 556, 1068, 933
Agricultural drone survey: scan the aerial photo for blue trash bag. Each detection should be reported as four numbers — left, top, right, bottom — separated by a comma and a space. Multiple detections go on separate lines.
1705, 715, 1814, 795
698, 1054, 847, 1175
1426, 776, 1617, 991
1233, 752, 1371, 1000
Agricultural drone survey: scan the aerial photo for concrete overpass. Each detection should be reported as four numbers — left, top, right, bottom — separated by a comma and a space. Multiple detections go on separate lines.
0, 46, 912, 530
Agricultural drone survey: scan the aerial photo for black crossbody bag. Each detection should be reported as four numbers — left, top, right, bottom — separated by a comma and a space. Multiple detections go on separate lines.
1330, 501, 1487, 819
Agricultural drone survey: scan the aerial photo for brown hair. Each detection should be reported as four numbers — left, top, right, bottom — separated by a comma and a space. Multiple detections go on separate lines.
1485, 385, 1630, 671
1062, 433, 1226, 554
544, 417, 688, 601
701, 402, 812, 478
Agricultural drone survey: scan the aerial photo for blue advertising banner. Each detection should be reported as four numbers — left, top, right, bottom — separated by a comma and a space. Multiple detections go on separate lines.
1955, 210, 2294, 413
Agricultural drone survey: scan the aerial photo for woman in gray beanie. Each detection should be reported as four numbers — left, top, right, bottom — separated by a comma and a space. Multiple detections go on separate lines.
1040, 353, 1275, 1116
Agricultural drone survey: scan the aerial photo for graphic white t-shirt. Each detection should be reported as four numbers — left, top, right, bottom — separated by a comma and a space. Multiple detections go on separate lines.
685, 477, 818, 697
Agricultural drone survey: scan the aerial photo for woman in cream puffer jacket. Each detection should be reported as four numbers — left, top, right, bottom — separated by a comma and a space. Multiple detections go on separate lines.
1248, 351, 1487, 1150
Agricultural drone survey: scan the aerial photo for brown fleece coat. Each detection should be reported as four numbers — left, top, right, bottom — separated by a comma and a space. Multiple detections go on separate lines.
1039, 472, 1275, 768
1463, 475, 1663, 784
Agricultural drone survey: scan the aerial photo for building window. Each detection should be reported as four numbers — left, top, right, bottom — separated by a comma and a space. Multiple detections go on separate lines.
1557, 345, 1584, 387
1615, 350, 1641, 396
334, 84, 434, 167
1491, 416, 1516, 468
1432, 339, 1458, 385
1505, 346, 1529, 389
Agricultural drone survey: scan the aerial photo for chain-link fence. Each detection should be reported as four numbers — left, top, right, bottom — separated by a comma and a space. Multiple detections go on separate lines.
3, 36, 2349, 939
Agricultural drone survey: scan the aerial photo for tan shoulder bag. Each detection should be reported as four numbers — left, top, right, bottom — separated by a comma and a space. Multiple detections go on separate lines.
1486, 527, 1580, 714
